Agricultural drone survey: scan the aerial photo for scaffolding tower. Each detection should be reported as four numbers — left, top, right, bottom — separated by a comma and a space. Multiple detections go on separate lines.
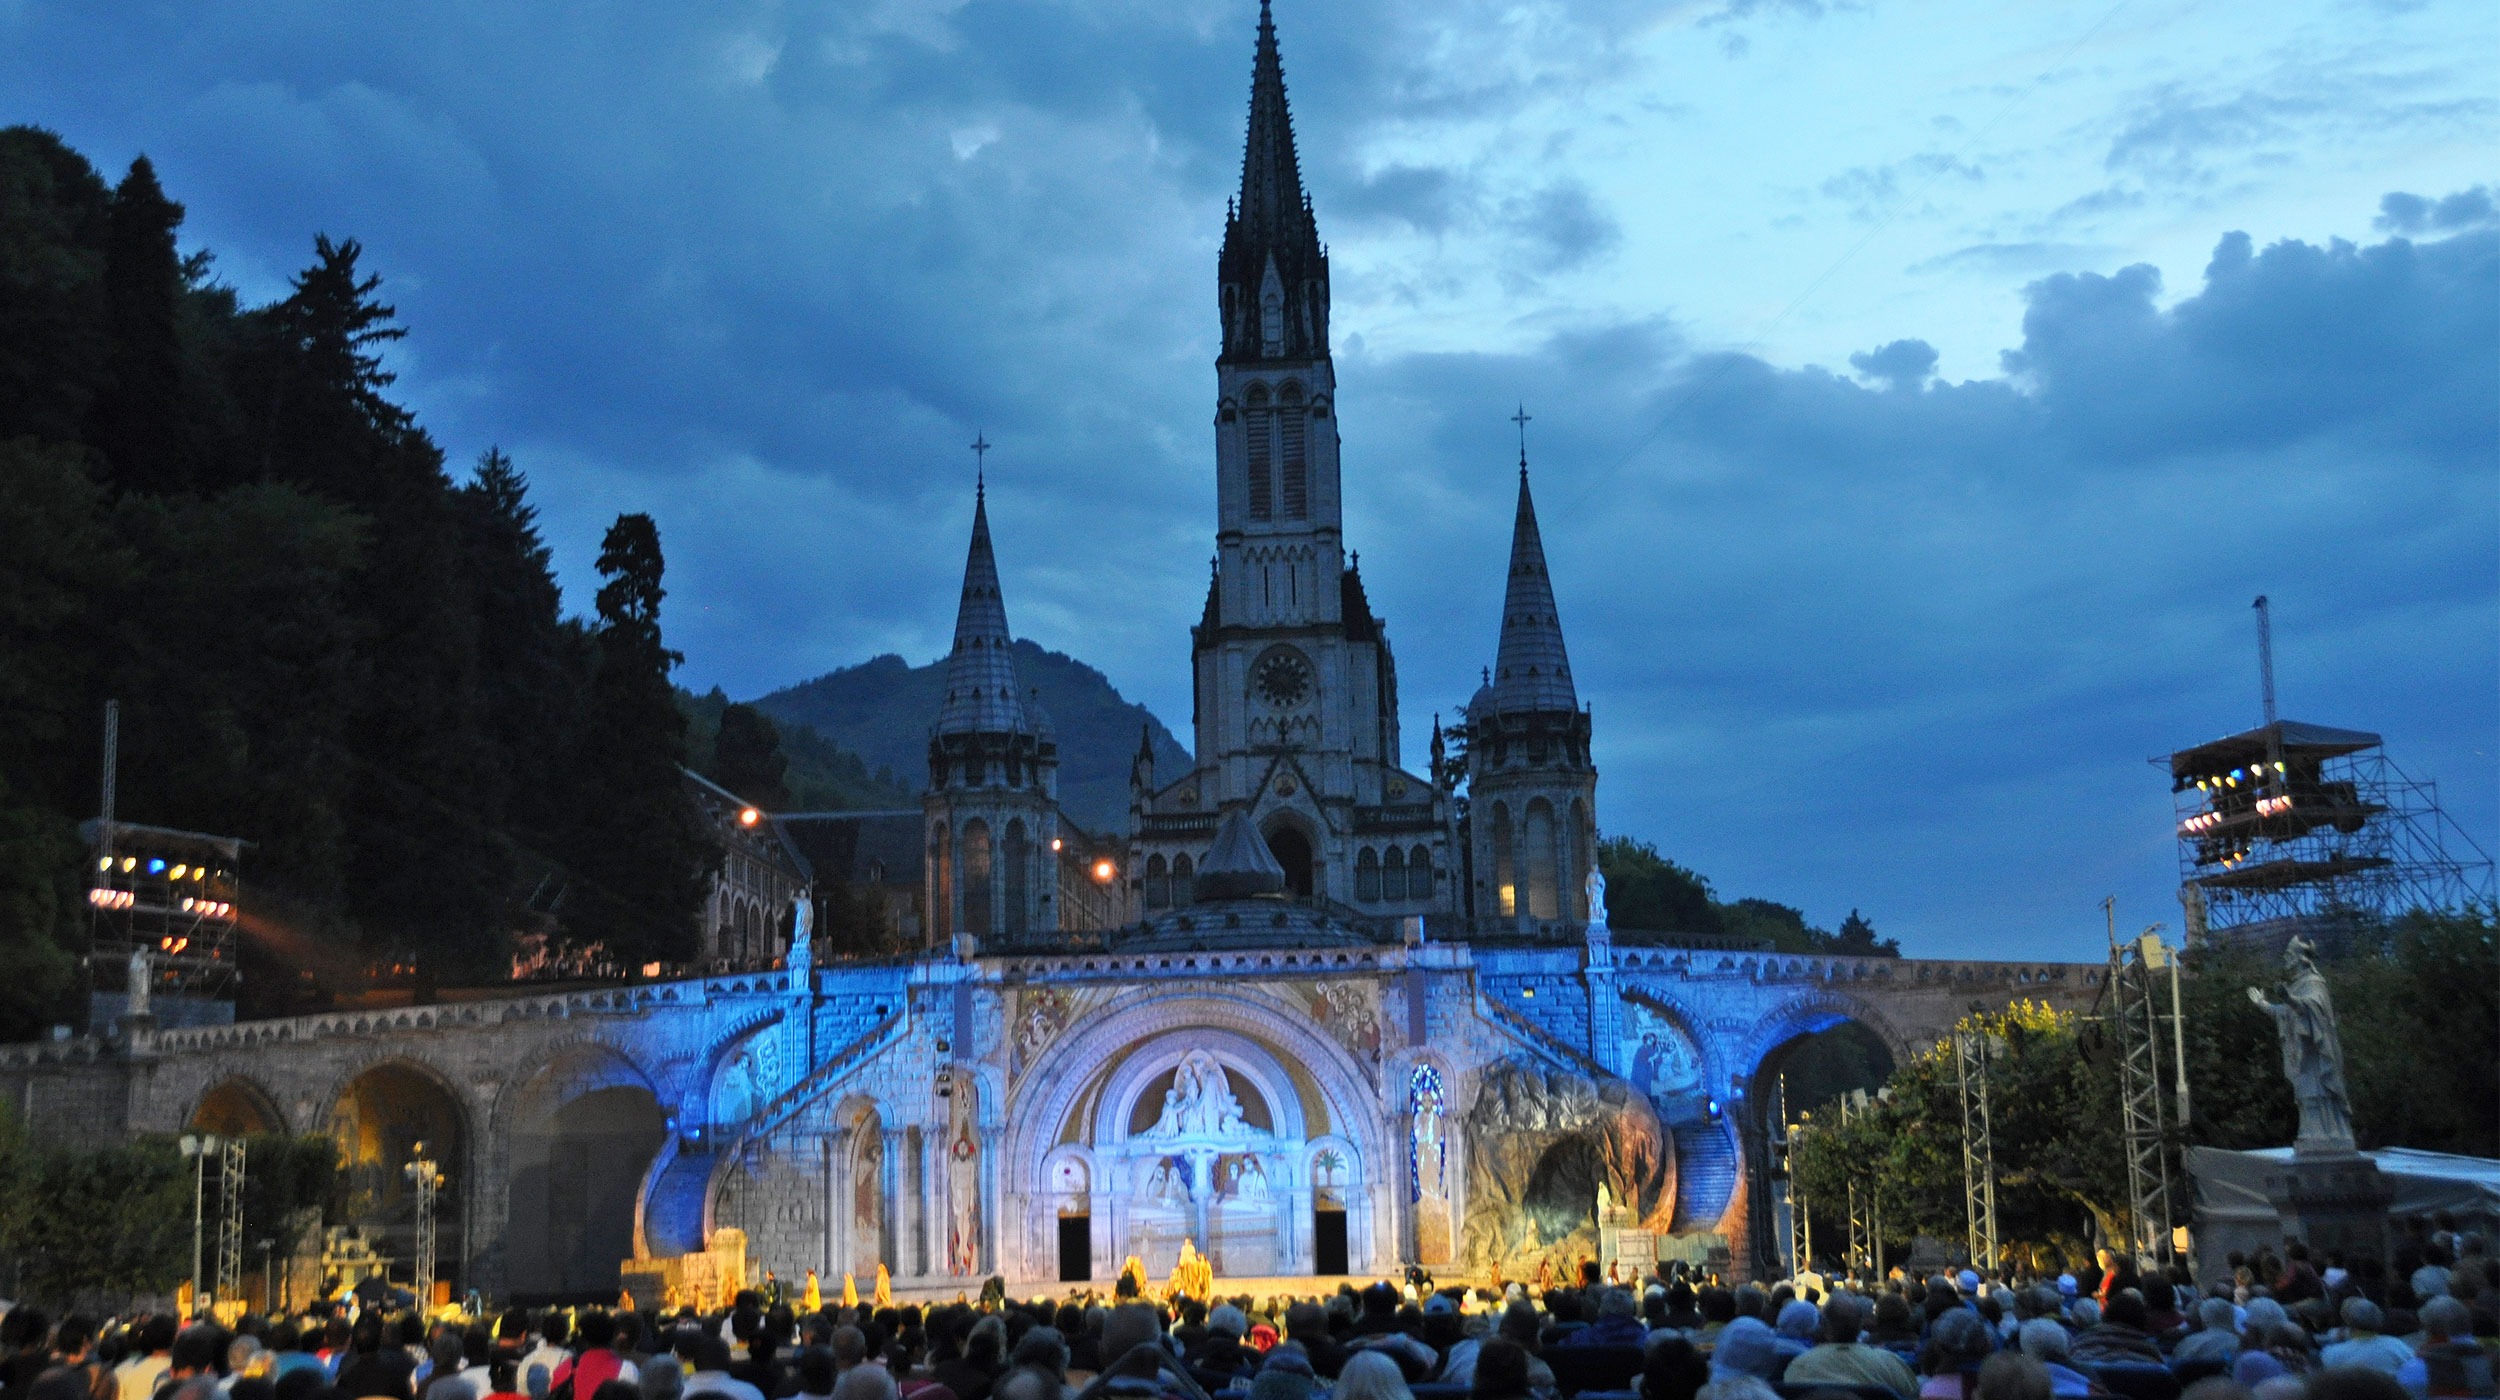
406, 1146, 444, 1308
217, 1138, 247, 1304
2109, 931, 2178, 1270
2165, 600, 2493, 954
1953, 1029, 2001, 1273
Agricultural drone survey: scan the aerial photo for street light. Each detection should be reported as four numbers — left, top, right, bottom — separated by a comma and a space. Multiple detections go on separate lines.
259, 1237, 278, 1313
178, 1133, 221, 1313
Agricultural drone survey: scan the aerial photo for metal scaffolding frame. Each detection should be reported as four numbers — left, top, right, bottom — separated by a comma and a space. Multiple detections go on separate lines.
2110, 933, 2178, 1269
1953, 1030, 2001, 1273
1840, 1089, 1874, 1277
406, 1145, 444, 1308
216, 1138, 247, 1304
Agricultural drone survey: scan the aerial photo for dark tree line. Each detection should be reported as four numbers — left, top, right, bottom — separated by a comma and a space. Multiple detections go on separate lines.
1597, 835, 1902, 955
0, 127, 713, 1033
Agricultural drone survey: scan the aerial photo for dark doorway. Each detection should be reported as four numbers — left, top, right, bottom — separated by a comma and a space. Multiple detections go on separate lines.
1057, 1216, 1091, 1281
1268, 827, 1315, 899
1313, 1208, 1348, 1275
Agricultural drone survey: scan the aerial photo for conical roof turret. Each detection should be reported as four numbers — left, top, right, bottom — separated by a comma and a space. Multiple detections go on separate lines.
1486, 461, 1577, 714
935, 484, 1033, 735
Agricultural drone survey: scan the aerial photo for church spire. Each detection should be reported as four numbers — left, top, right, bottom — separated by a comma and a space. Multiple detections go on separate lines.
1219, 0, 1328, 363
1489, 449, 1577, 714
935, 482, 1030, 735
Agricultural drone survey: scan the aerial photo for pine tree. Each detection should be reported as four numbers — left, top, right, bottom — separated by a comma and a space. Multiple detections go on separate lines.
711, 704, 791, 810
1830, 908, 1900, 957
0, 127, 114, 446
86, 157, 190, 493
253, 235, 416, 506
456, 448, 585, 849
561, 513, 710, 967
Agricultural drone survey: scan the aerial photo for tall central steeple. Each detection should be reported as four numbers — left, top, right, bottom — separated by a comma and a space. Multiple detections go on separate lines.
1489, 462, 1577, 714
935, 482, 1026, 736
1219, 0, 1328, 364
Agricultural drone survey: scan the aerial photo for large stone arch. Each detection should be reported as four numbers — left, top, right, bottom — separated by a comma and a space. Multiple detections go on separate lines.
1008, 985, 1387, 1194
499, 1041, 667, 1301
189, 1075, 288, 1136
324, 1054, 475, 1295
1734, 988, 1919, 1080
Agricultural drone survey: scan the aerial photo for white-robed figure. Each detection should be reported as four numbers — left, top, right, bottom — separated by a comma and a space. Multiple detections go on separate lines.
2247, 936, 2353, 1151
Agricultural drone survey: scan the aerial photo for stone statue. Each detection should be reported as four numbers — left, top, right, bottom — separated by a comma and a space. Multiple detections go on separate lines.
2247, 936, 2354, 1152
946, 1119, 981, 1275
126, 949, 152, 1017
1144, 1050, 1248, 1139
1585, 867, 1609, 932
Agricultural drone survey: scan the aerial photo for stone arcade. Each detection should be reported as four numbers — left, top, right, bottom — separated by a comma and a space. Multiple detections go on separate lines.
1, 3, 2109, 1300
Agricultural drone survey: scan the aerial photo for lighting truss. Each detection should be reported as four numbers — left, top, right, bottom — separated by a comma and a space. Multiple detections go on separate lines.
1953, 1031, 2000, 1273
2110, 937, 2176, 1270
217, 1138, 247, 1305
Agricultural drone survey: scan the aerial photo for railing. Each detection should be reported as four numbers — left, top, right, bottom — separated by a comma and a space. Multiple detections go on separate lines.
734, 1009, 909, 1145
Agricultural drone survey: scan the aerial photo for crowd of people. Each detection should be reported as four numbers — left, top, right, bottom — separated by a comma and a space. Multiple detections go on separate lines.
1, 1228, 2491, 1400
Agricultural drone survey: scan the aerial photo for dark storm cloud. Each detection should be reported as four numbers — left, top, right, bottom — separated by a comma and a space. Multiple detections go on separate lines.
1338, 216, 2495, 953
2376, 185, 2497, 234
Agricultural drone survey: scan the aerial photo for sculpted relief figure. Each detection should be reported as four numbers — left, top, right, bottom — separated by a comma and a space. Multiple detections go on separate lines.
2247, 936, 2354, 1152
1145, 1050, 1250, 1140
1586, 867, 1609, 932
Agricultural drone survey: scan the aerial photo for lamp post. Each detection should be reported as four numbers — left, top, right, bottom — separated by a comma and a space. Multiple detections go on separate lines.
178, 1133, 221, 1312
404, 1144, 444, 1310
258, 1237, 278, 1313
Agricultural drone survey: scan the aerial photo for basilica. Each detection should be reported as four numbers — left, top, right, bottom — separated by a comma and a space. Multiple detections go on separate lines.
0, 1, 2102, 1305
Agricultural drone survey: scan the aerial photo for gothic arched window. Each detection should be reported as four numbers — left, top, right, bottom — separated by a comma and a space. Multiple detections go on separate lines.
1524, 799, 1559, 922
1492, 804, 1516, 919
930, 822, 953, 939
1145, 854, 1170, 911
1278, 381, 1307, 520
961, 818, 993, 937
1382, 845, 1407, 901
1003, 819, 1030, 936
1171, 853, 1195, 907
1356, 847, 1381, 902
1410, 845, 1434, 900
1245, 383, 1273, 521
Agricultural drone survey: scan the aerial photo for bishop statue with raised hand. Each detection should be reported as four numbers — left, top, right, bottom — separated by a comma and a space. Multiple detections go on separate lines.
2246, 936, 2355, 1153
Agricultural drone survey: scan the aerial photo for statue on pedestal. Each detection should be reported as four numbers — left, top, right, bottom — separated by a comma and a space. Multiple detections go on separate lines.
1585, 867, 1610, 934
2247, 937, 2354, 1153
126, 950, 153, 1018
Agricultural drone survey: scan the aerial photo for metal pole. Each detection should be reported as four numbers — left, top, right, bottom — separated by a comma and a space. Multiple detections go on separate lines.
2168, 950, 2192, 1130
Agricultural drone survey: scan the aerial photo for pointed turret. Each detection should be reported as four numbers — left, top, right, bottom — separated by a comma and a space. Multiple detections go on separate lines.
935, 484, 1031, 736
1486, 463, 1576, 714
1219, 0, 1328, 364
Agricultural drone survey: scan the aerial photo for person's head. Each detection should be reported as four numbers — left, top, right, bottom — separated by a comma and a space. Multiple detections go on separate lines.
1927, 1309, 1995, 1376
1819, 1294, 1867, 1345
142, 1317, 182, 1357
589, 1380, 641, 1400
992, 1367, 1056, 1400
430, 1331, 466, 1374
2417, 1297, 2470, 1343
1334, 1351, 1413, 1400
2068, 1300, 2101, 1329
2197, 1299, 2236, 1335
690, 1337, 733, 1376
1708, 1319, 1781, 1384
1495, 1302, 1540, 1351
575, 1314, 618, 1353
2016, 1319, 2070, 1366
1640, 1336, 1708, 1400
1699, 1289, 1735, 1326
1209, 1305, 1247, 1340
1732, 1287, 1768, 1323
829, 1326, 866, 1371
1468, 1339, 1530, 1400
1698, 1376, 1778, 1400
1666, 1283, 1696, 1315
1872, 1294, 1912, 1337
1100, 1304, 1160, 1365
2104, 1292, 2147, 1331
491, 1360, 519, 1397
1974, 1353, 2050, 1400
1010, 1327, 1067, 1382
170, 1326, 222, 1378
1774, 1302, 1817, 1343
796, 1351, 838, 1398
2337, 1299, 2383, 1336
831, 1365, 897, 1400
1602, 1290, 1638, 1325
229, 1335, 265, 1376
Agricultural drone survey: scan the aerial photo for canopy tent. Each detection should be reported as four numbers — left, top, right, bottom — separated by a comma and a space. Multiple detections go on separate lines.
2186, 1144, 2500, 1277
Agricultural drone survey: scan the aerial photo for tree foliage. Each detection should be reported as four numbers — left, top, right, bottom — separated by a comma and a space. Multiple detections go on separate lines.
1789, 912, 2498, 1271
1596, 836, 1900, 956
0, 127, 893, 1024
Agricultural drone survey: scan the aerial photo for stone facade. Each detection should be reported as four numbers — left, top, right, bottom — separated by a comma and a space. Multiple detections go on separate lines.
1, 948, 2102, 1296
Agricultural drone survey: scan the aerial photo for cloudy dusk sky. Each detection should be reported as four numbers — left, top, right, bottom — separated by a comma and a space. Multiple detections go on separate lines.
7, 0, 2492, 959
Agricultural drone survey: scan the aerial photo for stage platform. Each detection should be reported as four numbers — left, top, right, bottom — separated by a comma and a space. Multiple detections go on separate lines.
880, 1274, 1424, 1305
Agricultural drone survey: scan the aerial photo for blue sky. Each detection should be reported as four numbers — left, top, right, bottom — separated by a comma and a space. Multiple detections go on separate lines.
7, 0, 2493, 960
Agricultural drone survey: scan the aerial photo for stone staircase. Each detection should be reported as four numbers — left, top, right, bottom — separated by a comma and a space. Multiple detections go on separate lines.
1669, 1116, 1739, 1231
643, 1141, 722, 1256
